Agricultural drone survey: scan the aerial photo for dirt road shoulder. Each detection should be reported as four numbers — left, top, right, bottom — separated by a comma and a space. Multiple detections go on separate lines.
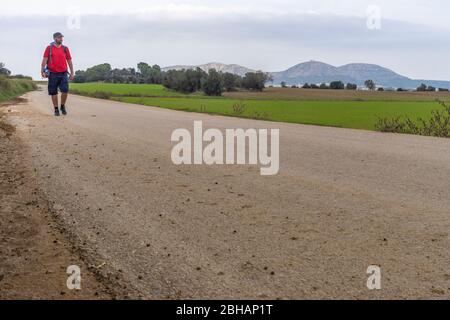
0, 99, 112, 299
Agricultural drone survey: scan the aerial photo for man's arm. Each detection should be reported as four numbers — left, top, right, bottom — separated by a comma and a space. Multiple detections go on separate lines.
67, 59, 74, 81
41, 57, 48, 78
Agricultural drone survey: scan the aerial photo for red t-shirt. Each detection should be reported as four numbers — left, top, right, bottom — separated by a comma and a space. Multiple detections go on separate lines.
43, 45, 72, 73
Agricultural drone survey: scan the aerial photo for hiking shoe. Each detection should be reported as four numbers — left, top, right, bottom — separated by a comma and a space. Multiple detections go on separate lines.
60, 105, 67, 115
54, 108, 60, 116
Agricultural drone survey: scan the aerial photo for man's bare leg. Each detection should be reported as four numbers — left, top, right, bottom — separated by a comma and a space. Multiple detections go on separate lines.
51, 95, 60, 116
61, 92, 68, 106
51, 94, 59, 108
60, 92, 68, 115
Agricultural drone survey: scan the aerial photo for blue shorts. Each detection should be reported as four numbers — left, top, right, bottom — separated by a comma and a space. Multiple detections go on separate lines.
48, 72, 69, 96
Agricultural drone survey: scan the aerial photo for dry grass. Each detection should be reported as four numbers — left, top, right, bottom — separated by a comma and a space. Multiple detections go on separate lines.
223, 87, 450, 102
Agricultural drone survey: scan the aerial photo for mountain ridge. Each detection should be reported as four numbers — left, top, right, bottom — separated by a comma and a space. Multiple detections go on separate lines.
162, 60, 450, 89
271, 60, 421, 88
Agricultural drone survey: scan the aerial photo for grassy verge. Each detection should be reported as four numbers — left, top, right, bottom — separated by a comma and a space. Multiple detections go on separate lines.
0, 76, 37, 103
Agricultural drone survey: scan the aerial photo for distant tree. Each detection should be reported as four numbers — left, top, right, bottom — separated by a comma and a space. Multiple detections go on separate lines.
222, 72, 240, 92
330, 81, 345, 90
291, 85, 298, 88
346, 83, 357, 90
417, 83, 427, 92
0, 62, 11, 76
280, 81, 287, 88
202, 69, 224, 96
377, 87, 385, 91
162, 68, 207, 93
162, 69, 182, 91
364, 79, 376, 91
150, 64, 163, 84
137, 62, 152, 81
319, 83, 329, 89
106, 69, 124, 83
310, 84, 319, 89
106, 68, 138, 84
397, 88, 407, 92
73, 70, 87, 83
438, 88, 449, 92
84, 63, 112, 82
127, 68, 139, 83
185, 68, 204, 92
302, 83, 311, 89
426, 85, 436, 92
242, 72, 270, 91
137, 63, 163, 84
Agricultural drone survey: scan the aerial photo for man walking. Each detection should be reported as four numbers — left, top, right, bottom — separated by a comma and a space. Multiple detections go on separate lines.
41, 32, 74, 116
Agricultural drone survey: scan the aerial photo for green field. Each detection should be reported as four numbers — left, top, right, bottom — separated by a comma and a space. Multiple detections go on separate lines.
71, 83, 192, 98
71, 83, 444, 131
115, 97, 438, 130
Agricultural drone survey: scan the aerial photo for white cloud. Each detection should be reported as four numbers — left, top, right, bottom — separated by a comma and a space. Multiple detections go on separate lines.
1, 0, 450, 29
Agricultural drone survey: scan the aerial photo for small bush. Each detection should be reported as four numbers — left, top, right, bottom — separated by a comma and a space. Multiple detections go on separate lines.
375, 100, 450, 137
250, 111, 270, 120
232, 103, 246, 115
375, 116, 405, 133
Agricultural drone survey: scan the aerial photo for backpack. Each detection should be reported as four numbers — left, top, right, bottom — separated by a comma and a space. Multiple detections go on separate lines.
45, 42, 68, 75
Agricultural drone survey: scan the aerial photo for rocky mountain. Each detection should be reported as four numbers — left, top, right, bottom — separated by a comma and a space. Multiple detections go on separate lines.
337, 63, 410, 85
162, 62, 256, 77
163, 60, 450, 89
271, 60, 354, 85
271, 60, 450, 89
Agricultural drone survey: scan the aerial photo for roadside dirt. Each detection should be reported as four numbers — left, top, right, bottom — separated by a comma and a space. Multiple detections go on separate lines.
0, 99, 112, 299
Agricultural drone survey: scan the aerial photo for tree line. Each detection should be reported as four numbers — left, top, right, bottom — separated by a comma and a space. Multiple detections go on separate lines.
416, 83, 448, 92
281, 80, 363, 90
0, 62, 11, 76
294, 81, 359, 90
280, 80, 376, 90
287, 79, 449, 92
0, 62, 32, 80
73, 63, 271, 96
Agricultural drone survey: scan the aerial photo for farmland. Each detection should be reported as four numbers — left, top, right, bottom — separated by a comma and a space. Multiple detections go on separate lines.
70, 83, 191, 98
224, 87, 450, 102
70, 83, 447, 131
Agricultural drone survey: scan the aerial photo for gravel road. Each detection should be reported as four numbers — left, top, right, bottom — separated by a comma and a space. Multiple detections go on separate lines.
6, 88, 450, 299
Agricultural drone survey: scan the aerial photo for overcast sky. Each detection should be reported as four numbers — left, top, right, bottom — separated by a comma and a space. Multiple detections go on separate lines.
1, 0, 449, 80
